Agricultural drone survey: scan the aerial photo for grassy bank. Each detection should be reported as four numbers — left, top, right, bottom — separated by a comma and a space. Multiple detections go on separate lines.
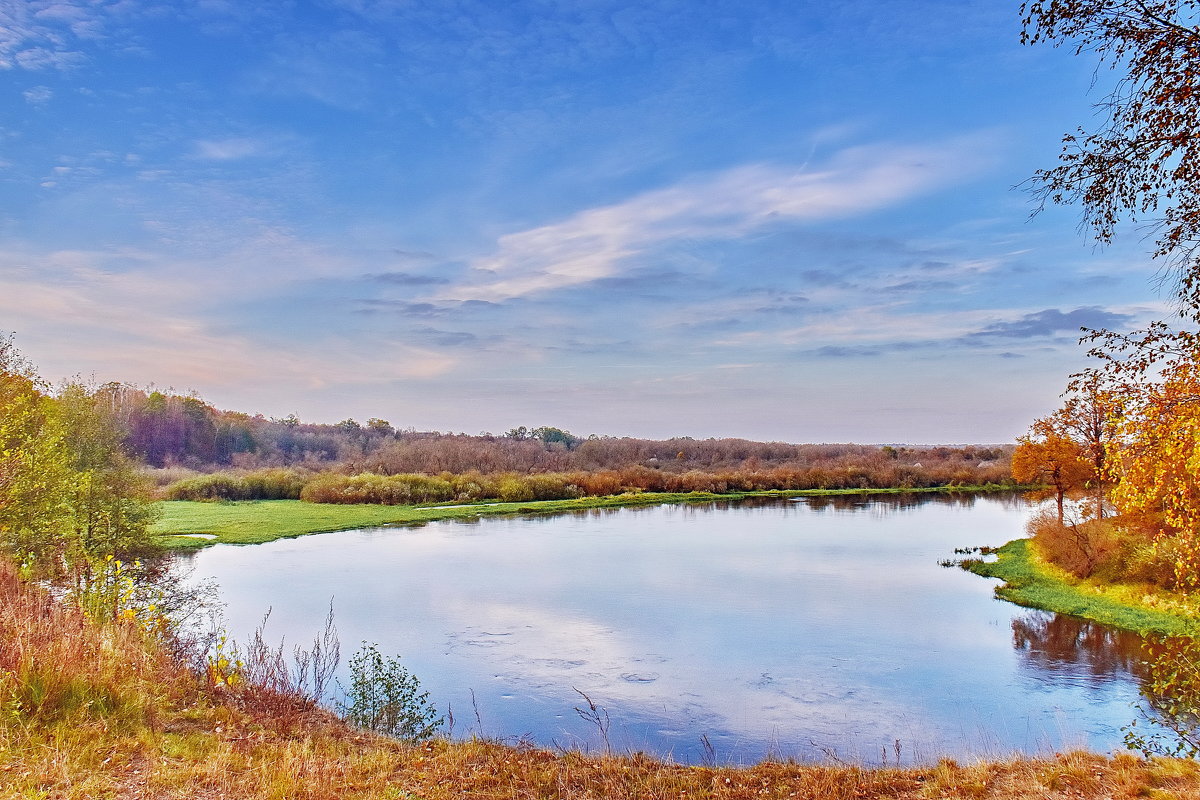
4, 559, 1200, 799
967, 538, 1200, 636
151, 486, 1008, 548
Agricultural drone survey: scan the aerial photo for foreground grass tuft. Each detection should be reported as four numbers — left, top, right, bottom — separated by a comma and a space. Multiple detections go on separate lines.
4, 559, 1200, 798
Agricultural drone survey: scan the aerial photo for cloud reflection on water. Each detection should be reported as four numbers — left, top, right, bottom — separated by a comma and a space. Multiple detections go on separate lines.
184, 494, 1148, 764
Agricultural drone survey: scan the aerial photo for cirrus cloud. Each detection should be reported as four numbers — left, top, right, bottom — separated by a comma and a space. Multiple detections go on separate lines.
441, 136, 994, 303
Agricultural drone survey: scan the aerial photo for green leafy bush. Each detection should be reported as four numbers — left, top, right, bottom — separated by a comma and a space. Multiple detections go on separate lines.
299, 473, 454, 504
165, 469, 307, 501
1125, 636, 1200, 758
337, 642, 441, 741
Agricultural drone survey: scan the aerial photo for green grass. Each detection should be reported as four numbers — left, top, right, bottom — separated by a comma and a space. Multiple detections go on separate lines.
967, 538, 1200, 636
152, 485, 1010, 548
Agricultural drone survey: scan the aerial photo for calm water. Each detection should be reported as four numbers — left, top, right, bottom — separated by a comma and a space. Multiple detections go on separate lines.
181, 493, 1151, 765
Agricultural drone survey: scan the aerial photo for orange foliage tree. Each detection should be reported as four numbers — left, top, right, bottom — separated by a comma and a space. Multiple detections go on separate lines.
1011, 384, 1122, 576
1099, 332, 1200, 588
1012, 416, 1095, 524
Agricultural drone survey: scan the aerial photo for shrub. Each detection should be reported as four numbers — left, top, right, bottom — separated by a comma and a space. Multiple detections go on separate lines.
238, 469, 308, 500
165, 473, 241, 501
165, 469, 307, 501
1026, 505, 1186, 589
298, 472, 352, 504
495, 475, 535, 502
448, 470, 497, 502
299, 473, 454, 504
569, 470, 626, 497
1100, 513, 1183, 588
1028, 507, 1120, 578
523, 473, 581, 501
337, 642, 440, 741
294, 459, 1020, 507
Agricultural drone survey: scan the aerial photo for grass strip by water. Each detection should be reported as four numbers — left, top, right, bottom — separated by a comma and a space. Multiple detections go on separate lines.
967, 538, 1200, 636
152, 485, 1011, 549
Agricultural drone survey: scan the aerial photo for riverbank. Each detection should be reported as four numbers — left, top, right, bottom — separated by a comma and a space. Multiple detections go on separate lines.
152, 485, 1010, 548
2, 556, 1199, 800
966, 538, 1200, 636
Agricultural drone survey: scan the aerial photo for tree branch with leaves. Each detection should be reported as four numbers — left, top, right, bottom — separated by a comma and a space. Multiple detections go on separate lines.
1024, 0, 1200, 309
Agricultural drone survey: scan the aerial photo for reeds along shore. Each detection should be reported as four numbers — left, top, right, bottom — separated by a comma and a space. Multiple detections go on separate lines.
161, 456, 1016, 504
3, 560, 1200, 799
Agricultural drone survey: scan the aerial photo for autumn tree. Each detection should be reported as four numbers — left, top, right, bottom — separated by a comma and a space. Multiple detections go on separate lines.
366, 417, 394, 436
0, 336, 72, 561
1090, 332, 1200, 587
1012, 381, 1124, 575
1057, 376, 1124, 515
530, 426, 581, 450
1024, 0, 1200, 309
56, 381, 157, 561
1012, 415, 1095, 523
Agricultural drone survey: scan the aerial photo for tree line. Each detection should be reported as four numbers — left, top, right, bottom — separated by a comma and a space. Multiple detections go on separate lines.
154, 418, 1013, 503
0, 334, 1015, 520
77, 381, 1012, 480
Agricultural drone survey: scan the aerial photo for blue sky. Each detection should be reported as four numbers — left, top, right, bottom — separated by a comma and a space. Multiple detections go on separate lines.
0, 0, 1168, 443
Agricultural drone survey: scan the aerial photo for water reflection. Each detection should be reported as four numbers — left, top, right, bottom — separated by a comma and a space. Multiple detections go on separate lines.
1012, 611, 1148, 685
797, 490, 1022, 514
183, 492, 1146, 764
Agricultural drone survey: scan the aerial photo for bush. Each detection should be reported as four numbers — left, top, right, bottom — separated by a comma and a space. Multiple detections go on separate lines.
448, 470, 498, 502
495, 475, 534, 502
165, 473, 243, 501
1028, 507, 1120, 579
523, 473, 581, 500
165, 469, 307, 501
239, 469, 308, 500
293, 459, 1020, 507
1025, 505, 1183, 585
337, 642, 440, 741
1100, 513, 1182, 588
299, 473, 453, 505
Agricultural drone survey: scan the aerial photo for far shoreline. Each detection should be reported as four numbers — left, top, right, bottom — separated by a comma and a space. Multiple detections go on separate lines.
152, 484, 1024, 549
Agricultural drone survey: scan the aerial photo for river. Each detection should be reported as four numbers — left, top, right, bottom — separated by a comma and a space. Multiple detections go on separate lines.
181, 493, 1151, 765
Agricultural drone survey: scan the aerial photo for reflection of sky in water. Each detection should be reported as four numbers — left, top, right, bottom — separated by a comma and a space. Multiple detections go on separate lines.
183, 495, 1149, 765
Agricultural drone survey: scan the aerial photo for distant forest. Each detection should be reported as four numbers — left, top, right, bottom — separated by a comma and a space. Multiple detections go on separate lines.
93, 385, 1015, 498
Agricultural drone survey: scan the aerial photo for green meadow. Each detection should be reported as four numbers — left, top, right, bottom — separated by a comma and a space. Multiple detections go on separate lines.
152, 486, 1000, 548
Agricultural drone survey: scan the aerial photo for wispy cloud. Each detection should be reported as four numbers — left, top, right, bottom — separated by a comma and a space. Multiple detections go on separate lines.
712, 302, 1152, 358
367, 271, 450, 287
441, 138, 991, 302
0, 244, 457, 393
22, 84, 52, 103
193, 137, 273, 161
0, 0, 121, 71
962, 306, 1134, 340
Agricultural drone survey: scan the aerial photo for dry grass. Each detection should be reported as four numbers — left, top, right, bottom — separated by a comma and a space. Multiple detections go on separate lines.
3, 563, 1200, 799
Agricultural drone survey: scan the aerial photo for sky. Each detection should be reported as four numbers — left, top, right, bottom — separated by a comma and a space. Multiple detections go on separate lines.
0, 0, 1173, 443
